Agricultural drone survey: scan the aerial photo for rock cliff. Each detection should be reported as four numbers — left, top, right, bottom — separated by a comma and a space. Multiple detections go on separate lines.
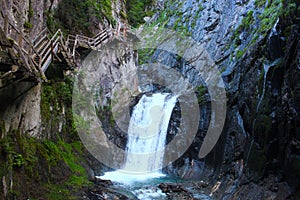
0, 0, 299, 199
142, 0, 299, 198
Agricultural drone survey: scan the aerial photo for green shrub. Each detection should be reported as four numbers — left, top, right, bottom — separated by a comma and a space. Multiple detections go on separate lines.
126, 0, 155, 27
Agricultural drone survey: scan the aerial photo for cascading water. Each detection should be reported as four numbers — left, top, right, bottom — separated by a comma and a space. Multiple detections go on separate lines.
99, 93, 177, 184
247, 58, 281, 166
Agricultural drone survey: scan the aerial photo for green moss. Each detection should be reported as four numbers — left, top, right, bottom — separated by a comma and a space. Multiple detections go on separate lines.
41, 75, 77, 139
174, 18, 181, 30
24, 21, 33, 29
155, 10, 169, 26
0, 130, 91, 199
146, 1, 193, 36
72, 141, 84, 153
236, 48, 246, 59
66, 175, 92, 187
28, 8, 34, 19
41, 140, 62, 165
230, 0, 294, 59
58, 140, 86, 175
138, 48, 155, 65
254, 0, 265, 7
41, 85, 54, 121
0, 72, 91, 199
12, 153, 25, 167
45, 184, 73, 200
196, 85, 207, 104
242, 10, 254, 30
45, 174, 91, 199
232, 10, 254, 44
256, 0, 284, 35
250, 34, 259, 45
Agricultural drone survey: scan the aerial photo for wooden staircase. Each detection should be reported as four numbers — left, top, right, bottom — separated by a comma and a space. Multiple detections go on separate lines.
0, 13, 118, 82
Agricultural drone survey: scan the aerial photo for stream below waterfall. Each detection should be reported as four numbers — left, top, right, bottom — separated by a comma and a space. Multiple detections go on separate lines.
97, 93, 211, 199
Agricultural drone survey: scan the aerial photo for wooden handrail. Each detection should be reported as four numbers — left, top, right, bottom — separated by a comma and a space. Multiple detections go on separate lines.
1, 12, 120, 81
32, 28, 49, 46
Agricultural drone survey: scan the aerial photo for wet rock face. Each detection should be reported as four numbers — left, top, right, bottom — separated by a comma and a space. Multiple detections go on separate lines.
221, 22, 300, 198
147, 0, 299, 197
0, 83, 41, 137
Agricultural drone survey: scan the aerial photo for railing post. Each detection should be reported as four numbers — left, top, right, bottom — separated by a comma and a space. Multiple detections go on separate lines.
19, 31, 23, 48
4, 15, 8, 35
51, 39, 54, 60
38, 56, 47, 81
73, 36, 77, 59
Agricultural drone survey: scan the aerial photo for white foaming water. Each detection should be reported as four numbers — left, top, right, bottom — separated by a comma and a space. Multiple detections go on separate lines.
99, 93, 177, 185
133, 187, 167, 200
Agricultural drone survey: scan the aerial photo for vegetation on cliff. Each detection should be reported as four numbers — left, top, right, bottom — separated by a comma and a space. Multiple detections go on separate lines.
126, 0, 155, 27
47, 0, 113, 35
0, 71, 94, 199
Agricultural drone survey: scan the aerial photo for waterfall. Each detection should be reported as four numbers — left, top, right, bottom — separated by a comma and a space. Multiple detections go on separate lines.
99, 93, 177, 184
124, 93, 178, 173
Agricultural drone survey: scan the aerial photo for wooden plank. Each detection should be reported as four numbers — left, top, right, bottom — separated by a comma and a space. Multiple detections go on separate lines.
32, 28, 48, 46
41, 54, 52, 72
33, 34, 47, 49
4, 15, 8, 35
41, 46, 52, 65
39, 40, 52, 58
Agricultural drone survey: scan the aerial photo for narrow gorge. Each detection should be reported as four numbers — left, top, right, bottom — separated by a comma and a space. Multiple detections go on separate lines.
0, 0, 299, 199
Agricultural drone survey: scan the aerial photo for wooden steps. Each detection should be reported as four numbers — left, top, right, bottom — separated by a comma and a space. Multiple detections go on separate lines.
0, 15, 120, 82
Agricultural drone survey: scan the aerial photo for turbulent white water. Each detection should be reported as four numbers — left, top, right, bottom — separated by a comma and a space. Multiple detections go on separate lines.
99, 93, 177, 184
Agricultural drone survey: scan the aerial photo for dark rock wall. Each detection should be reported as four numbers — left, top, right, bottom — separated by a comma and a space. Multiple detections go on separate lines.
146, 0, 299, 198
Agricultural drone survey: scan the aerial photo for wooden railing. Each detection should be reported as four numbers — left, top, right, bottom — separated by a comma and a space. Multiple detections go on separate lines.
31, 28, 67, 73
66, 26, 113, 61
1, 13, 117, 82
33, 27, 114, 75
